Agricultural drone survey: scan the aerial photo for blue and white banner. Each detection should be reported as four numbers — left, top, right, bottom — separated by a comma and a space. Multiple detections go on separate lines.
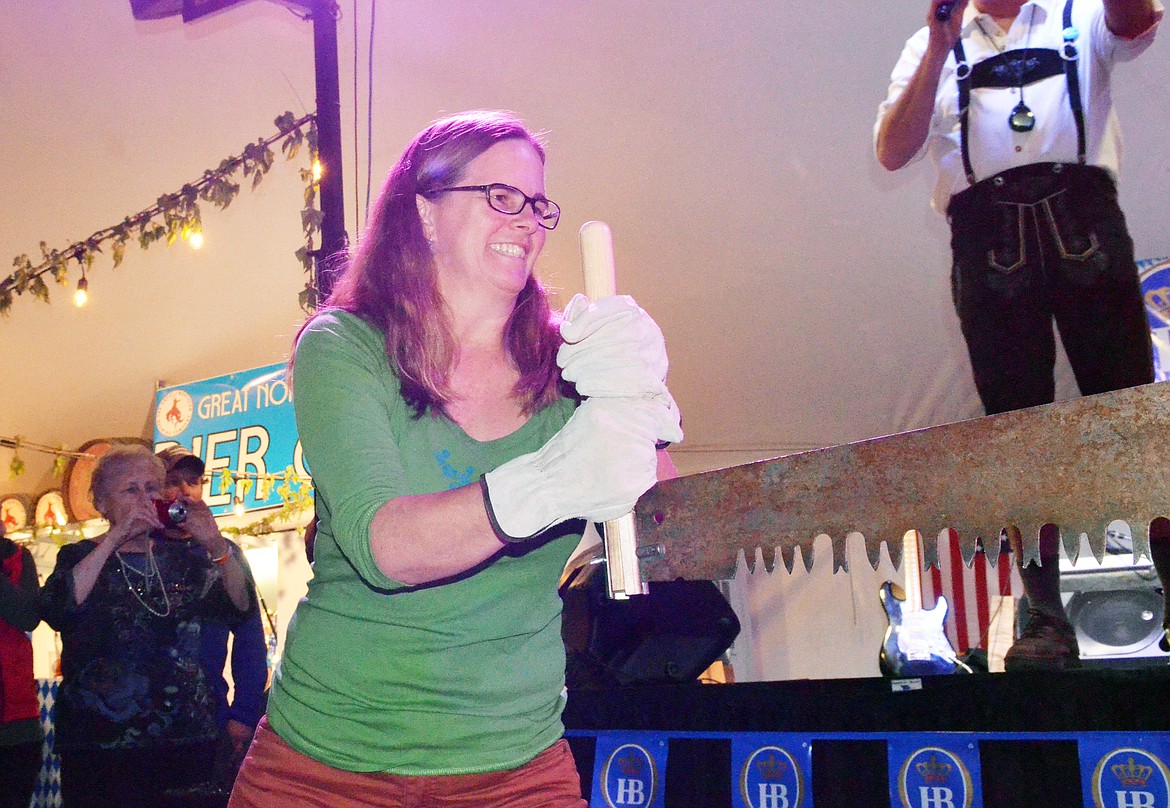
153, 363, 307, 516
889, 735, 981, 808
1079, 733, 1170, 808
732, 734, 811, 808
1140, 256, 1170, 383
569, 729, 1170, 806
590, 732, 669, 808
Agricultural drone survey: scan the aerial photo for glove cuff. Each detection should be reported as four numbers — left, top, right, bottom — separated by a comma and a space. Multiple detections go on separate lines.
480, 476, 544, 544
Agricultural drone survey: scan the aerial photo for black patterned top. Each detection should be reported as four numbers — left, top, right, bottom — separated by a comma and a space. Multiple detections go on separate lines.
41, 535, 249, 751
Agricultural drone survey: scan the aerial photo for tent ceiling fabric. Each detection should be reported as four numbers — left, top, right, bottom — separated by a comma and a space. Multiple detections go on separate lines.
1, 0, 1166, 495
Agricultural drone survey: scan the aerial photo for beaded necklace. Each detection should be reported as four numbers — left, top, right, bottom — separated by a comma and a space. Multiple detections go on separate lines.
115, 541, 172, 618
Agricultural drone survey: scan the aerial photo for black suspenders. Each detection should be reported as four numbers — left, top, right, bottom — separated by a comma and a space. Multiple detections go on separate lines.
951, 0, 1085, 184
1060, 0, 1087, 163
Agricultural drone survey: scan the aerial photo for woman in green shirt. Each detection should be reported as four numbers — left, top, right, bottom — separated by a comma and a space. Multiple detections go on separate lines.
231, 110, 680, 807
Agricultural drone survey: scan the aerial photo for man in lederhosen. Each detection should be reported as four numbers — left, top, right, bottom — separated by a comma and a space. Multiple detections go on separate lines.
874, 0, 1166, 670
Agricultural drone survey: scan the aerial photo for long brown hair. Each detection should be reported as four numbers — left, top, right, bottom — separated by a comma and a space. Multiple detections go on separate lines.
301, 110, 566, 418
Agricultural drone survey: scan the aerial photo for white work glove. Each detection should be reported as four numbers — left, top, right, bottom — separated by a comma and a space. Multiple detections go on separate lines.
558, 295, 682, 444
481, 396, 675, 542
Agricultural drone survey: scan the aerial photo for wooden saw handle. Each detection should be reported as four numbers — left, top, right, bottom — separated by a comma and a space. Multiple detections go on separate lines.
578, 221, 646, 599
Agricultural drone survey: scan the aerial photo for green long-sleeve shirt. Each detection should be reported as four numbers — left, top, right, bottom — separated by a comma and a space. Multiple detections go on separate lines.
268, 311, 582, 775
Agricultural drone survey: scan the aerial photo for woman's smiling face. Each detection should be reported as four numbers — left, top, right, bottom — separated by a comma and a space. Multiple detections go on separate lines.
418, 138, 549, 302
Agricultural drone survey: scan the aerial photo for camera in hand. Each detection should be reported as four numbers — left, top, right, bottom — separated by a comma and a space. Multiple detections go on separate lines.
154, 499, 188, 528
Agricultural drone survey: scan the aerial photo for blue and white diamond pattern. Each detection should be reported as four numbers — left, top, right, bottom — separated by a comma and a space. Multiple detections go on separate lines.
33, 678, 62, 808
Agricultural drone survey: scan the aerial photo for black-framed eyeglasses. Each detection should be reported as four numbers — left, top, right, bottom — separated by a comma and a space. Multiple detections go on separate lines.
426, 183, 561, 230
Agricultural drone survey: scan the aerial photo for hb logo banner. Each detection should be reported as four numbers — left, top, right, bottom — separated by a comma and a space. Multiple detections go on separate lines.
888, 736, 980, 808
1139, 257, 1170, 383
731, 735, 810, 808
591, 732, 668, 808
1079, 734, 1170, 808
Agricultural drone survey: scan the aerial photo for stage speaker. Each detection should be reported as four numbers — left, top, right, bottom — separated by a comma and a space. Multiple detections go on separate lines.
1055, 534, 1168, 666
560, 545, 741, 687
130, 0, 249, 22
1065, 587, 1168, 663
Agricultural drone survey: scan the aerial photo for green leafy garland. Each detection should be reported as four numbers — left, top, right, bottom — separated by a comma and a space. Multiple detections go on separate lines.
218, 466, 316, 538
1, 111, 321, 316
1, 436, 75, 480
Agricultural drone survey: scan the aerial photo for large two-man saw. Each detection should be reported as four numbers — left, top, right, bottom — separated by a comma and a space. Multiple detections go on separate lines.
603, 380, 1170, 598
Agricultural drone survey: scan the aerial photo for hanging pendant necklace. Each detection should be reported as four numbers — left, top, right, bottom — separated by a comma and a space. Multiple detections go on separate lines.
977, 5, 1039, 133
116, 540, 172, 618
1009, 102, 1035, 132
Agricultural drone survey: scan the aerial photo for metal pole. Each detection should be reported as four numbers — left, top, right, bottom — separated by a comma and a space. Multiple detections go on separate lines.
311, 0, 347, 301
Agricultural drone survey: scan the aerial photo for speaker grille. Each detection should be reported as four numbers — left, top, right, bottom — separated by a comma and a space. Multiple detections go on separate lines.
1066, 588, 1165, 657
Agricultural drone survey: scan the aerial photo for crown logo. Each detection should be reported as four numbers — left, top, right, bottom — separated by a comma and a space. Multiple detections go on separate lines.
916, 755, 953, 783
616, 752, 644, 777
1112, 756, 1153, 787
755, 754, 788, 781
1147, 286, 1170, 323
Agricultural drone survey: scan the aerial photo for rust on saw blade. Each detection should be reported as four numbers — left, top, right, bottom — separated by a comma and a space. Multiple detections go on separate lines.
633, 381, 1170, 581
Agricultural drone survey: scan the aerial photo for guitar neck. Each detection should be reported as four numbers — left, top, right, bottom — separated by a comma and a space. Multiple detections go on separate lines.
903, 530, 923, 612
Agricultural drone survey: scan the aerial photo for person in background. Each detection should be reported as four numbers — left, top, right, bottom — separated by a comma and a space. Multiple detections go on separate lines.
874, 0, 1166, 669
229, 110, 681, 807
157, 446, 268, 801
1, 519, 42, 808
41, 444, 253, 808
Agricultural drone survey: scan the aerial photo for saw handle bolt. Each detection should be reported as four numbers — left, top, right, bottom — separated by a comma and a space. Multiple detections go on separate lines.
636, 544, 665, 559
652, 511, 665, 525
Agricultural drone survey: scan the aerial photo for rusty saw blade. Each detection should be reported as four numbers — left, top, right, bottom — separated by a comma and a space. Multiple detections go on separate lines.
627, 381, 1170, 584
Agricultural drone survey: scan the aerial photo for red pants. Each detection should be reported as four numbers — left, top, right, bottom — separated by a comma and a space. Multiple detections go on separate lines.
229, 717, 587, 808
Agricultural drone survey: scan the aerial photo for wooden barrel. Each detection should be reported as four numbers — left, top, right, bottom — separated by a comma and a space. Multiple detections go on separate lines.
0, 493, 32, 532
34, 489, 68, 528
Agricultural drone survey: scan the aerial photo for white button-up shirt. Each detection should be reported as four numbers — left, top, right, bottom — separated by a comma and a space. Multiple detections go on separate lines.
875, 0, 1162, 212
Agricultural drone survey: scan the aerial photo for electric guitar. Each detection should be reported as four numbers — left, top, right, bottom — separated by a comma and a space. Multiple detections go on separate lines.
879, 530, 958, 677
